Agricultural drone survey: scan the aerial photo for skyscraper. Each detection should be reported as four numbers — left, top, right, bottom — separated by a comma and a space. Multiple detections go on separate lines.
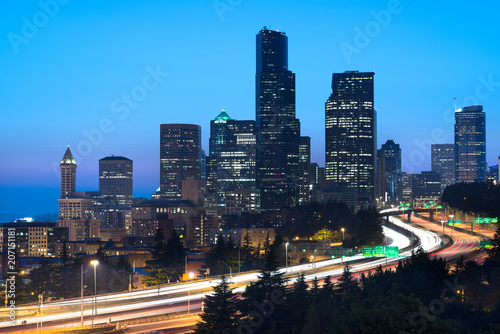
159, 124, 201, 200
298, 136, 311, 203
431, 144, 455, 192
206, 111, 258, 207
455, 106, 486, 182
60, 146, 76, 199
325, 71, 376, 206
256, 27, 301, 210
99, 156, 133, 207
377, 140, 401, 204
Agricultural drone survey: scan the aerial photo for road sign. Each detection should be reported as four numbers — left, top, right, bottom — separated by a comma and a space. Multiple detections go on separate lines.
363, 247, 374, 257
448, 220, 461, 226
386, 246, 399, 257
374, 246, 385, 257
475, 217, 498, 224
480, 240, 492, 248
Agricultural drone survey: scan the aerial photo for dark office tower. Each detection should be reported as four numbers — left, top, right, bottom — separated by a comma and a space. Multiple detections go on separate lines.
431, 144, 456, 192
455, 106, 486, 182
256, 27, 300, 210
298, 136, 311, 203
99, 156, 133, 207
159, 124, 201, 200
377, 140, 401, 204
325, 71, 376, 206
60, 146, 76, 199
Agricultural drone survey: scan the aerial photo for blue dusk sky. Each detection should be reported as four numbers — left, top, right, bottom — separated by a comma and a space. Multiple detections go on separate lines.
1, 0, 499, 219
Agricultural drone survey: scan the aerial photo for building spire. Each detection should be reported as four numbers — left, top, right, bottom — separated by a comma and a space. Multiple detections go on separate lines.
60, 146, 76, 165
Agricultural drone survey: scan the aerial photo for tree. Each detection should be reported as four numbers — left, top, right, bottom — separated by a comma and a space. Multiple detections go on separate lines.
194, 276, 238, 334
336, 264, 361, 302
284, 274, 309, 333
143, 229, 169, 286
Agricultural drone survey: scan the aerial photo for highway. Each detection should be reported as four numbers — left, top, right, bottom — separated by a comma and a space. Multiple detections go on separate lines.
2, 209, 490, 332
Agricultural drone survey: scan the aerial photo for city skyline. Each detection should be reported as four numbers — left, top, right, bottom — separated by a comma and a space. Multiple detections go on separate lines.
1, 1, 500, 218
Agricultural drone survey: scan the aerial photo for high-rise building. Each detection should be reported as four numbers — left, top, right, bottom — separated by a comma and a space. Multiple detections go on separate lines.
431, 144, 455, 192
256, 27, 301, 210
298, 136, 311, 203
325, 71, 376, 206
159, 124, 202, 200
99, 156, 133, 207
60, 146, 76, 199
377, 140, 401, 204
206, 111, 258, 208
455, 106, 486, 182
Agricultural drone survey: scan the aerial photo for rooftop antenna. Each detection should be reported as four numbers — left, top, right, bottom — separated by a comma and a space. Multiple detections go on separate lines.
452, 97, 457, 112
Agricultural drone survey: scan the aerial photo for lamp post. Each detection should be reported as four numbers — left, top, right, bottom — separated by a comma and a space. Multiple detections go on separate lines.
341, 228, 345, 241
90, 260, 99, 330
39, 292, 45, 334
187, 272, 194, 315
129, 260, 136, 296
285, 242, 289, 273
449, 214, 454, 238
219, 261, 232, 282
441, 220, 444, 235
81, 263, 84, 326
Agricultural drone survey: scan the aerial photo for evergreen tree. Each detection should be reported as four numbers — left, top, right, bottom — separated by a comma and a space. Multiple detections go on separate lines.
143, 229, 169, 286
194, 276, 238, 334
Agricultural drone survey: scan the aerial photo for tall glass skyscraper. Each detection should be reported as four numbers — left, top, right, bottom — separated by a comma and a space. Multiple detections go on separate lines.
256, 27, 300, 210
431, 144, 455, 192
325, 71, 376, 206
454, 106, 486, 182
159, 124, 201, 200
377, 140, 401, 204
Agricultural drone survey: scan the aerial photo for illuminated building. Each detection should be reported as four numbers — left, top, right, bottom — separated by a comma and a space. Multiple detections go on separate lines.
431, 144, 455, 192
99, 155, 133, 207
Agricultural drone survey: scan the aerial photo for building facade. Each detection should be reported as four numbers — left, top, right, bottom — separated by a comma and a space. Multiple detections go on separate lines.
159, 124, 202, 199
455, 106, 486, 182
431, 144, 456, 192
325, 71, 376, 206
99, 155, 133, 207
256, 27, 301, 210
377, 140, 401, 204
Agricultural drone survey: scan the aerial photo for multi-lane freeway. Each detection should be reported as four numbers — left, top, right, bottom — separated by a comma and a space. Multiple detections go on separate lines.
1, 209, 492, 333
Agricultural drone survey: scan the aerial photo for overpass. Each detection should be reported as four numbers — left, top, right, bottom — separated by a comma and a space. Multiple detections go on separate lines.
379, 208, 443, 222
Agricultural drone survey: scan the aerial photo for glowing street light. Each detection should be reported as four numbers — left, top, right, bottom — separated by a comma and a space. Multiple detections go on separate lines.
90, 260, 99, 330
341, 228, 345, 241
285, 242, 289, 273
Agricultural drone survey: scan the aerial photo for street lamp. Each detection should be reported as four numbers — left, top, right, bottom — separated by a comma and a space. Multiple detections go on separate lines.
187, 272, 194, 315
341, 228, 345, 241
90, 260, 99, 330
285, 242, 289, 273
220, 261, 232, 282
449, 214, 454, 238
39, 292, 45, 334
129, 260, 136, 296
441, 220, 444, 235
81, 263, 84, 326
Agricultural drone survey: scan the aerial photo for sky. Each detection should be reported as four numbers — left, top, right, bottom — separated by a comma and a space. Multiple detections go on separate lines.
1, 0, 499, 220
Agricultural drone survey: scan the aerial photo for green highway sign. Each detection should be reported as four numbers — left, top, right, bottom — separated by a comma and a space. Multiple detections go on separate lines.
448, 220, 461, 226
386, 246, 399, 257
374, 246, 385, 257
363, 247, 374, 257
475, 217, 498, 224
480, 240, 492, 248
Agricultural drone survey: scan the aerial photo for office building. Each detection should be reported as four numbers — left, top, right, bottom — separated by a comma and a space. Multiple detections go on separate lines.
325, 71, 376, 206
377, 140, 401, 204
298, 136, 311, 203
159, 124, 202, 199
99, 155, 133, 207
60, 146, 76, 199
256, 27, 301, 210
431, 144, 455, 192
455, 106, 486, 182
